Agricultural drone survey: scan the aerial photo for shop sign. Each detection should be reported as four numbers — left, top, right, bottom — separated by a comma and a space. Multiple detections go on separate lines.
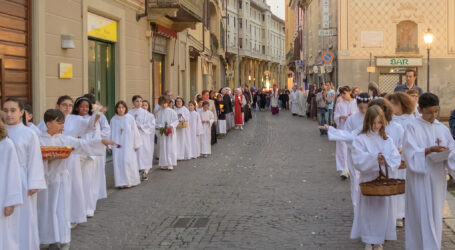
59, 63, 73, 79
376, 57, 422, 67
88, 13, 117, 42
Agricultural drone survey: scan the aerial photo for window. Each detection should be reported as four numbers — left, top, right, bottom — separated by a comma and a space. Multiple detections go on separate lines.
238, 0, 242, 9
239, 38, 242, 48
262, 45, 265, 54
396, 20, 418, 53
239, 18, 242, 29
234, 17, 236, 27
262, 14, 265, 21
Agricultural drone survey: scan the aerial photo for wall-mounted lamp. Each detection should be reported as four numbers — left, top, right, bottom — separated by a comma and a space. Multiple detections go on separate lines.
61, 35, 75, 49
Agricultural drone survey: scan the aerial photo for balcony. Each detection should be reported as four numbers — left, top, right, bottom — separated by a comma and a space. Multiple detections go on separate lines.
148, 0, 204, 29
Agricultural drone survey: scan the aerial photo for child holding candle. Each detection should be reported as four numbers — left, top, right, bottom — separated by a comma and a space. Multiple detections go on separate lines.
199, 101, 215, 157
215, 94, 227, 137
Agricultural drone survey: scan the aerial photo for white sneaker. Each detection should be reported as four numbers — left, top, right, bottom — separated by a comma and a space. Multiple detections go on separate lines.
168, 165, 174, 171
374, 245, 383, 250
396, 218, 404, 228
70, 223, 78, 229
160, 166, 168, 170
365, 244, 373, 250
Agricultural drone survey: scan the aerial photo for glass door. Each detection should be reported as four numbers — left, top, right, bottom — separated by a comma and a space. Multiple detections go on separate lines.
89, 39, 115, 119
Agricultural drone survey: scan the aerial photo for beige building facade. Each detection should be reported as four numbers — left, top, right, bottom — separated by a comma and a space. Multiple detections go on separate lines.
337, 0, 455, 116
24, 0, 225, 121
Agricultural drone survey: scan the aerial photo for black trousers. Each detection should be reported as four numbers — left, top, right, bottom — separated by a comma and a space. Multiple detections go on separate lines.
211, 124, 217, 145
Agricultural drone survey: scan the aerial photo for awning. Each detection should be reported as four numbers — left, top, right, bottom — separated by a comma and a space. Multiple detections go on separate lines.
156, 24, 177, 39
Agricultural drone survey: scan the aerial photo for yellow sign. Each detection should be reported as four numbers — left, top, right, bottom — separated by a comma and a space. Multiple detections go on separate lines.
87, 13, 117, 42
367, 66, 376, 73
59, 63, 73, 79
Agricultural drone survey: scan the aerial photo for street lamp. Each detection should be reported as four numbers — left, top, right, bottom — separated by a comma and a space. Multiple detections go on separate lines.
424, 28, 434, 93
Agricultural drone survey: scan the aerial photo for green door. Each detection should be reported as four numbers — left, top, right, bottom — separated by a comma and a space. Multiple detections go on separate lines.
88, 39, 115, 119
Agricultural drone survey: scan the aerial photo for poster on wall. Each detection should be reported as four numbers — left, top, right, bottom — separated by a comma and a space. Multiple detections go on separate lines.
88, 13, 117, 42
361, 31, 383, 48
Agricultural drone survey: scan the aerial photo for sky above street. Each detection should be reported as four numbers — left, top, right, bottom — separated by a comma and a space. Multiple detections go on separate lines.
267, 0, 285, 19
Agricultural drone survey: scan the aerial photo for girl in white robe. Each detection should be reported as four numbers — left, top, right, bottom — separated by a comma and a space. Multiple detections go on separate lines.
3, 98, 47, 250
188, 101, 202, 159
386, 92, 416, 225
174, 97, 192, 160
0, 120, 23, 250
351, 105, 401, 249
403, 93, 455, 250
334, 86, 359, 178
156, 96, 179, 170
110, 101, 142, 188
199, 101, 215, 157
142, 100, 156, 179
37, 109, 115, 247
93, 114, 110, 201
129, 96, 154, 179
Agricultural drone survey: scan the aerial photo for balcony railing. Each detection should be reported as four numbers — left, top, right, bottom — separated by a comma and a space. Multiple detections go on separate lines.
149, 0, 203, 22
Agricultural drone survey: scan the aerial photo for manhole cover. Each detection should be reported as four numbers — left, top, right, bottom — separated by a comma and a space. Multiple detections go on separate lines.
172, 217, 192, 228
192, 217, 209, 228
171, 216, 210, 228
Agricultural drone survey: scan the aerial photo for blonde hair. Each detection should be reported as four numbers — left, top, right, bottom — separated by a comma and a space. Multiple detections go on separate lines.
360, 105, 388, 140
0, 119, 7, 141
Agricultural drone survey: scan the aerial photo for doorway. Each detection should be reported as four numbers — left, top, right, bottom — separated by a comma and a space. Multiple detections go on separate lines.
88, 39, 115, 119
152, 53, 165, 107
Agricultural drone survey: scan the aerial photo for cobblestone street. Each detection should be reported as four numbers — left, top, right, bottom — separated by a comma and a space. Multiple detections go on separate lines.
71, 111, 455, 250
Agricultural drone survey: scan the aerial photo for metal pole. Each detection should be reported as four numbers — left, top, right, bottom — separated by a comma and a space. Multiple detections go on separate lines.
427, 48, 430, 92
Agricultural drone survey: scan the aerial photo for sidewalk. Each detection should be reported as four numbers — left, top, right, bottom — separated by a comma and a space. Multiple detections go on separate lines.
444, 191, 455, 232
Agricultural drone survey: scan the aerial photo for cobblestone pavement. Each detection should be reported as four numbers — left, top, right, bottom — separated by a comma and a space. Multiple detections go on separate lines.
71, 110, 455, 250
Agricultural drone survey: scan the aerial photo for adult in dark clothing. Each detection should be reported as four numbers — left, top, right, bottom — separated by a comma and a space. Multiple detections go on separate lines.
258, 90, 267, 111
307, 84, 318, 119
393, 69, 423, 95
450, 109, 455, 140
215, 95, 227, 137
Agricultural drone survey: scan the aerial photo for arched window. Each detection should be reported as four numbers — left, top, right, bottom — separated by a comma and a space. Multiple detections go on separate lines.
396, 21, 418, 53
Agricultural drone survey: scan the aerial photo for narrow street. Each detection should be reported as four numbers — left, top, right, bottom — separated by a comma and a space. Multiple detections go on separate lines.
71, 111, 455, 249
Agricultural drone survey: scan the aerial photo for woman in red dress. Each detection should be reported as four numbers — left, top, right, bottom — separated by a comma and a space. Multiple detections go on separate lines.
234, 88, 246, 130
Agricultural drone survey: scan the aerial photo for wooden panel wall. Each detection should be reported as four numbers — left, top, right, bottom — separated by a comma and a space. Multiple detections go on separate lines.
0, 0, 31, 105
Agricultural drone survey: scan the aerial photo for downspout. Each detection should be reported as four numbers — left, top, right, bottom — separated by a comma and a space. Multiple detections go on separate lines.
136, 0, 148, 22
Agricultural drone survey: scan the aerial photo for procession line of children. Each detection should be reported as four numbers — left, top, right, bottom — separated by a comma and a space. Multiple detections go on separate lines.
1, 86, 249, 249
320, 88, 455, 250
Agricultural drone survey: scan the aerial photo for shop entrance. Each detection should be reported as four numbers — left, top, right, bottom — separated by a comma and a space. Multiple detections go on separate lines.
88, 39, 115, 119
152, 53, 165, 107
378, 67, 418, 93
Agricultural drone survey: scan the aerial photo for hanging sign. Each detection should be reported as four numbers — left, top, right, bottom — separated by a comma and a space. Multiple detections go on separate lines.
88, 13, 117, 42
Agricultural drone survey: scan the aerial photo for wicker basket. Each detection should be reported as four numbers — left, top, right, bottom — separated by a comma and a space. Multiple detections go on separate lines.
176, 121, 188, 129
41, 146, 75, 160
360, 161, 405, 196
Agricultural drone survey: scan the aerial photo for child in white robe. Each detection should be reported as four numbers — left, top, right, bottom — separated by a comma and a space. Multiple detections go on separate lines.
174, 97, 192, 160
156, 96, 179, 170
0, 119, 23, 250
111, 101, 142, 188
24, 104, 41, 136
334, 86, 359, 179
386, 92, 416, 227
129, 95, 154, 180
403, 93, 455, 250
142, 100, 156, 180
2, 98, 47, 250
320, 93, 371, 224
188, 101, 202, 159
199, 101, 215, 157
406, 89, 421, 118
37, 109, 115, 249
351, 105, 401, 250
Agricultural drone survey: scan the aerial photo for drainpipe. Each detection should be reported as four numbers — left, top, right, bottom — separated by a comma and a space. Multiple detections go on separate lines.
136, 0, 148, 22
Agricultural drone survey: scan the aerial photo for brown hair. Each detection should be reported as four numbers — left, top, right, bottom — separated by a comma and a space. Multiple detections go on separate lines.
386, 92, 415, 115
202, 90, 209, 96
406, 89, 419, 96
368, 98, 393, 122
158, 95, 170, 105
360, 105, 388, 140
115, 101, 128, 115
339, 86, 351, 94
0, 119, 7, 141
188, 100, 197, 107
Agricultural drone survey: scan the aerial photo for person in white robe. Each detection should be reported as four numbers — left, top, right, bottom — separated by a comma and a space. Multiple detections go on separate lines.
142, 100, 156, 180
2, 98, 47, 250
156, 96, 179, 170
334, 86, 359, 178
111, 101, 142, 188
199, 102, 215, 157
174, 97, 192, 160
0, 120, 23, 250
298, 88, 308, 117
403, 93, 455, 250
37, 109, 115, 248
351, 105, 401, 250
129, 96, 154, 180
290, 86, 298, 116
93, 113, 110, 201
188, 101, 202, 159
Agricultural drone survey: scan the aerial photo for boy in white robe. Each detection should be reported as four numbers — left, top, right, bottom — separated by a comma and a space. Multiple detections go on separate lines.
156, 96, 179, 170
199, 101, 215, 157
334, 86, 359, 179
37, 109, 115, 249
0, 119, 23, 250
2, 98, 47, 250
351, 105, 401, 250
111, 101, 143, 188
290, 86, 298, 116
188, 101, 203, 159
129, 95, 154, 180
403, 93, 455, 250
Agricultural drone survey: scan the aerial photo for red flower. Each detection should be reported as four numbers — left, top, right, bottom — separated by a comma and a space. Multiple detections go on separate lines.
116, 144, 122, 149
165, 127, 172, 136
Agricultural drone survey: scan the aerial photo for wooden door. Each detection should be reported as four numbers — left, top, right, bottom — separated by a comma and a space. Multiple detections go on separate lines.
0, 0, 31, 105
